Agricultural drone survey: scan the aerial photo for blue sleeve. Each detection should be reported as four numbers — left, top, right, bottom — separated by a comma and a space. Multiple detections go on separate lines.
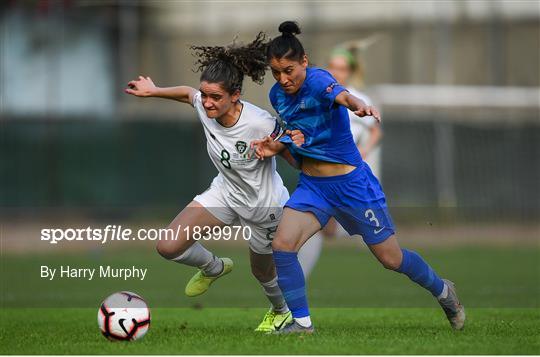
310, 69, 347, 109
269, 84, 279, 112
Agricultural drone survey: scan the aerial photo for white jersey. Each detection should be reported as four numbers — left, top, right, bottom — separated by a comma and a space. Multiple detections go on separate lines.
348, 87, 377, 146
192, 91, 287, 224
347, 87, 381, 178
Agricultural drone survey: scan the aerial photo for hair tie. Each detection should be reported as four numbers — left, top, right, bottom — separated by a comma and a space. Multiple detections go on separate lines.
331, 47, 357, 68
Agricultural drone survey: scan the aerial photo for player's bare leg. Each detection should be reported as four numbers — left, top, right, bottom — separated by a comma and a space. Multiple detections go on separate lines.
272, 208, 321, 252
250, 250, 292, 332
156, 201, 233, 297
368, 236, 465, 330
366, 235, 403, 270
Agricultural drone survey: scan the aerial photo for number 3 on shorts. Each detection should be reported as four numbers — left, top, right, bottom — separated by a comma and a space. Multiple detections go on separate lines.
364, 209, 384, 234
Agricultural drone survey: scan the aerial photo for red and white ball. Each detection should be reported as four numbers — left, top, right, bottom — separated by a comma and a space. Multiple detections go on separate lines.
97, 291, 150, 341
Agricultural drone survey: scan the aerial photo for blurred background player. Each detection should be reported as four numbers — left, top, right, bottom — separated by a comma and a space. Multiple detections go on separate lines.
298, 38, 383, 277
327, 38, 383, 178
125, 34, 306, 332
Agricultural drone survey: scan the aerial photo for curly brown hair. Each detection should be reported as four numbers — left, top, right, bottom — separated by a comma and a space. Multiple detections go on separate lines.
190, 32, 268, 94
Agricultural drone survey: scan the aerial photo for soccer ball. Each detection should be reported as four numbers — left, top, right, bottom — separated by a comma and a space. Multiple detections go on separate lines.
97, 291, 151, 341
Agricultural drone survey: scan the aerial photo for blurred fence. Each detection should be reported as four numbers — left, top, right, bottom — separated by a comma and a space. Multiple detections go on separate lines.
1, 1, 539, 224
2, 113, 538, 223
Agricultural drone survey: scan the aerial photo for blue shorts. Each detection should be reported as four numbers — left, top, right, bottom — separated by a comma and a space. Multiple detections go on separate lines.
285, 164, 395, 245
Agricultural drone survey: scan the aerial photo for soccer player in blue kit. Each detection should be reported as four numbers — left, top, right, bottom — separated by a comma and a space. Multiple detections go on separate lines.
252, 21, 465, 334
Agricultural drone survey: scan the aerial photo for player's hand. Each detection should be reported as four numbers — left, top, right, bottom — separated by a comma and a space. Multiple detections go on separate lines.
250, 136, 274, 161
287, 129, 304, 147
354, 105, 381, 123
125, 76, 157, 97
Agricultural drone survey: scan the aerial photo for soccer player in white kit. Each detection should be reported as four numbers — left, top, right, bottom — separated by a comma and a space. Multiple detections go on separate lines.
328, 46, 382, 176
125, 33, 309, 332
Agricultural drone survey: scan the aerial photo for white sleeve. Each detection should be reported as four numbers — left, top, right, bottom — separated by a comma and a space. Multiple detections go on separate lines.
268, 116, 284, 140
191, 91, 202, 108
348, 89, 377, 127
359, 114, 377, 128
256, 109, 283, 140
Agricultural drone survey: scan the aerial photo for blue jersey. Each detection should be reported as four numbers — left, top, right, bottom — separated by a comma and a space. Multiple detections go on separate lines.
269, 67, 363, 167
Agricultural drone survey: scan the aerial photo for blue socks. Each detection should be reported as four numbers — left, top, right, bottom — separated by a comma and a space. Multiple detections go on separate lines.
397, 248, 445, 296
273, 248, 444, 319
272, 250, 310, 318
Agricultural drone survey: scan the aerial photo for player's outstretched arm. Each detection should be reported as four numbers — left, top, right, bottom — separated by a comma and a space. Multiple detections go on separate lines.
125, 76, 197, 105
335, 91, 381, 123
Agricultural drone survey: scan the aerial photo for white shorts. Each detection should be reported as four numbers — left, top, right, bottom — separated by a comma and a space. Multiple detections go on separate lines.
193, 178, 289, 254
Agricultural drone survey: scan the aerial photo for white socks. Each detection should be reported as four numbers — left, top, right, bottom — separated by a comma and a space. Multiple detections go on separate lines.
437, 283, 449, 300
260, 277, 289, 314
172, 242, 223, 276
297, 231, 324, 278
295, 316, 312, 327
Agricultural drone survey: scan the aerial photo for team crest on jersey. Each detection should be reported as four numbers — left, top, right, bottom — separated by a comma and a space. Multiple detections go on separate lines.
326, 82, 338, 93
235, 141, 247, 154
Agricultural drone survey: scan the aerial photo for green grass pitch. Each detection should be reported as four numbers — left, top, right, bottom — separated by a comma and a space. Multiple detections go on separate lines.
1, 245, 539, 354
1, 308, 539, 354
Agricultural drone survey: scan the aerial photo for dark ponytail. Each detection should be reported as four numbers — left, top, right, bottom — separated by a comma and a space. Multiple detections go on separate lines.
190, 32, 268, 94
279, 21, 301, 37
266, 21, 305, 62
